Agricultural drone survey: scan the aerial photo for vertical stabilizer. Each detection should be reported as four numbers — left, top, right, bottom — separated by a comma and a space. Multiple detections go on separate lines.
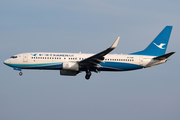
130, 26, 173, 56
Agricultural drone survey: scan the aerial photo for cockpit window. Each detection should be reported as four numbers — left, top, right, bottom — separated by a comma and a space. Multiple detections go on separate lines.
10, 56, 17, 59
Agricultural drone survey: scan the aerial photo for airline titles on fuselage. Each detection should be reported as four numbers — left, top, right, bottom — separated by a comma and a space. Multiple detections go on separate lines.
30, 53, 135, 62
31, 53, 74, 57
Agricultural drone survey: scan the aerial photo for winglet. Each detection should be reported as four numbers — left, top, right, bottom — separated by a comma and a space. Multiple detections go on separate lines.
110, 37, 120, 49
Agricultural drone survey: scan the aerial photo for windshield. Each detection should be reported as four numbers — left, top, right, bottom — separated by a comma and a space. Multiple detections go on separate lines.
10, 56, 17, 59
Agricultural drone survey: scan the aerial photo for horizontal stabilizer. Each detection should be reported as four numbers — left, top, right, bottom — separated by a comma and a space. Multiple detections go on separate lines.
153, 52, 175, 60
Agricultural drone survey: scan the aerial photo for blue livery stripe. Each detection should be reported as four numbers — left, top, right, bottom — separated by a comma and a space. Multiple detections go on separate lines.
99, 62, 143, 71
4, 62, 62, 69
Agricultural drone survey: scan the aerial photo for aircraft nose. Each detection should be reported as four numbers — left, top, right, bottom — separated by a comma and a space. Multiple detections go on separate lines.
3, 59, 11, 65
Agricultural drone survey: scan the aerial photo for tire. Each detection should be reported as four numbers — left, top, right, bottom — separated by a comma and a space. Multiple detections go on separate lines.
19, 72, 23, 76
85, 75, 90, 80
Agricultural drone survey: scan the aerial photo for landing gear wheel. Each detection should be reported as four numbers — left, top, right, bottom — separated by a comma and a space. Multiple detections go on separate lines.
19, 71, 23, 76
85, 75, 90, 80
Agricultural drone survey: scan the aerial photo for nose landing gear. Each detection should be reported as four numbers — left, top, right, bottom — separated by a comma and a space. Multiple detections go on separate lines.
13, 67, 23, 76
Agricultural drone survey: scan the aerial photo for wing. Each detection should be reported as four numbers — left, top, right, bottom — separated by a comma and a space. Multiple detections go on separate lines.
79, 37, 120, 68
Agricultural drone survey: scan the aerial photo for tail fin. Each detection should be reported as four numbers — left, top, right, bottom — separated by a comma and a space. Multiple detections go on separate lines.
130, 26, 173, 56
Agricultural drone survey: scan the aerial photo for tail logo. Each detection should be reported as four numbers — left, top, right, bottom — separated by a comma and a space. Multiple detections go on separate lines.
153, 43, 166, 49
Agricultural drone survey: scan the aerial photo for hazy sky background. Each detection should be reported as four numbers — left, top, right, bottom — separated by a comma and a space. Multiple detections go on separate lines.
0, 0, 180, 120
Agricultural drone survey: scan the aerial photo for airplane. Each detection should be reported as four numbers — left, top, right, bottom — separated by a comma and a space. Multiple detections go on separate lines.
3, 26, 175, 80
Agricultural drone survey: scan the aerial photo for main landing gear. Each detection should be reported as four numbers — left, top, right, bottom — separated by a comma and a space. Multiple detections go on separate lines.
85, 70, 91, 80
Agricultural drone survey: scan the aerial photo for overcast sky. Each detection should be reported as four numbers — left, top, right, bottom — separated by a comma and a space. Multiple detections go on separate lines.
0, 0, 180, 120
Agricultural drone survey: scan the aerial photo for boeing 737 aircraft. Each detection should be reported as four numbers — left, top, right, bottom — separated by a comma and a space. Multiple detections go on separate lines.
4, 26, 175, 79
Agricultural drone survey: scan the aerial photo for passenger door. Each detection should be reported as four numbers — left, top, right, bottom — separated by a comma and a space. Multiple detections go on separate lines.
23, 54, 28, 62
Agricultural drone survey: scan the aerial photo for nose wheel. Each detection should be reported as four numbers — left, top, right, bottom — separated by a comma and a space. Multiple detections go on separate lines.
85, 70, 91, 80
19, 71, 23, 76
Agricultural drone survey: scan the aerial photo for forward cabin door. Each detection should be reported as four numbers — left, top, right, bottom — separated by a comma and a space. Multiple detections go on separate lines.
23, 54, 28, 62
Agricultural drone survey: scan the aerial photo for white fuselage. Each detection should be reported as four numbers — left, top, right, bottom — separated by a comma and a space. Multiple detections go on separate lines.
4, 52, 166, 71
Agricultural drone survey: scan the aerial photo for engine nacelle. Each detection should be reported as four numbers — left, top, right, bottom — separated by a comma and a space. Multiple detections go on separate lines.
60, 70, 78, 76
62, 62, 79, 71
